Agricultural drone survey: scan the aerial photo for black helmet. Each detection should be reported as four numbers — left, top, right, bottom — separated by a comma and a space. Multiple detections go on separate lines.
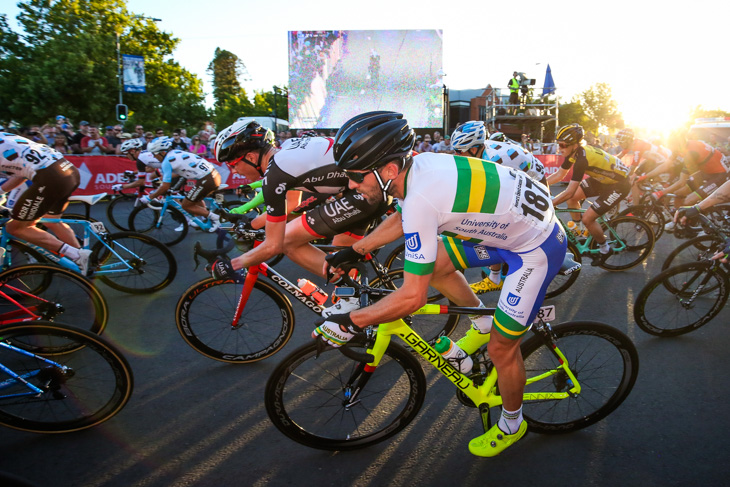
556, 123, 584, 145
215, 120, 275, 163
334, 111, 415, 171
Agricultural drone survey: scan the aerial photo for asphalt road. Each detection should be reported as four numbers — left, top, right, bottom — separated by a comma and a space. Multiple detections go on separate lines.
1, 199, 729, 487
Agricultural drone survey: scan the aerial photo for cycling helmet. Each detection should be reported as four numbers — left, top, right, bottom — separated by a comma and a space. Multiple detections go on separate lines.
488, 132, 507, 142
298, 130, 319, 138
146, 136, 173, 154
667, 129, 688, 153
617, 128, 634, 144
333, 111, 415, 171
214, 120, 275, 163
451, 121, 487, 152
556, 123, 584, 145
120, 138, 144, 154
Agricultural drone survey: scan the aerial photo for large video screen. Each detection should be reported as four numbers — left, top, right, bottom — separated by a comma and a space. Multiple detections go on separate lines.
288, 29, 444, 129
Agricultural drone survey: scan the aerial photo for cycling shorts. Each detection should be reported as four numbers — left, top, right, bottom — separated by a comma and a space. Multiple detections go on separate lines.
300, 189, 390, 239
185, 172, 221, 203
11, 159, 80, 221
687, 172, 729, 199
442, 218, 567, 339
580, 178, 630, 215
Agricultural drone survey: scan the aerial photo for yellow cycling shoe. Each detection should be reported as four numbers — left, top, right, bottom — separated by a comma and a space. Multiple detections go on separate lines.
468, 420, 527, 457
471, 277, 503, 294
456, 327, 491, 355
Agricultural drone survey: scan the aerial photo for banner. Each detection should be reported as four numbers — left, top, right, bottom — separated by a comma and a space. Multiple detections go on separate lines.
122, 54, 146, 93
65, 156, 252, 195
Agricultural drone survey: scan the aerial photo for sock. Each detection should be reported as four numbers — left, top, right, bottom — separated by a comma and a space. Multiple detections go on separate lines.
498, 406, 523, 434
208, 211, 220, 221
469, 302, 492, 333
599, 241, 610, 254
59, 243, 80, 261
489, 269, 501, 285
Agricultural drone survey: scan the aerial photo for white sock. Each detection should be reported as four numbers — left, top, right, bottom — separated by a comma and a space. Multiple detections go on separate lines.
59, 243, 80, 261
469, 302, 492, 333
498, 406, 523, 434
208, 211, 220, 221
489, 269, 501, 285
599, 241, 610, 254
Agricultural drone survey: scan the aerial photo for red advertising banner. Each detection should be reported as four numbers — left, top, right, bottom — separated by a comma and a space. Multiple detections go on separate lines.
65, 155, 252, 195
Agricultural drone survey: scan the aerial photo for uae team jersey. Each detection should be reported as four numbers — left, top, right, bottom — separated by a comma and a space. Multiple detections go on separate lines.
400, 152, 556, 275
0, 132, 64, 180
483, 140, 546, 182
146, 150, 215, 183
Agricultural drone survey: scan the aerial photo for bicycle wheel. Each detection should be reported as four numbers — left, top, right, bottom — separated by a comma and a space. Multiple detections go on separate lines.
593, 216, 655, 271
383, 242, 405, 270
619, 204, 665, 240
91, 231, 177, 294
520, 321, 639, 433
0, 264, 108, 334
106, 194, 139, 231
176, 277, 295, 363
264, 337, 426, 450
127, 205, 188, 247
0, 322, 133, 433
634, 262, 729, 337
661, 235, 725, 271
544, 240, 582, 300
6, 240, 47, 268
369, 269, 459, 345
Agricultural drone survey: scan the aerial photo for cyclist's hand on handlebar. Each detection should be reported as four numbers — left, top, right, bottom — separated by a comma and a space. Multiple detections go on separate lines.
211, 256, 245, 282
324, 247, 365, 276
312, 313, 360, 348
712, 239, 730, 263
112, 183, 123, 191
674, 205, 700, 224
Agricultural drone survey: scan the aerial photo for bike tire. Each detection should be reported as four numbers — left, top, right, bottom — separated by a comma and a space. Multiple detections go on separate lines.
618, 204, 665, 240
383, 242, 405, 270
0, 321, 134, 433
176, 277, 295, 363
264, 337, 426, 450
544, 240, 582, 300
633, 262, 729, 337
520, 321, 639, 433
0, 264, 109, 335
591, 216, 655, 271
369, 269, 459, 345
91, 231, 177, 294
661, 235, 725, 271
106, 194, 139, 231
127, 205, 188, 247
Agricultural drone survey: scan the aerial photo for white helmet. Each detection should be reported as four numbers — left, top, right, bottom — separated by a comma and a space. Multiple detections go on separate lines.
451, 121, 487, 152
489, 132, 507, 142
146, 136, 173, 154
120, 138, 144, 154
214, 120, 274, 163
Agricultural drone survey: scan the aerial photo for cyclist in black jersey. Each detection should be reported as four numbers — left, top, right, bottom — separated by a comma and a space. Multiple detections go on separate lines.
547, 124, 631, 266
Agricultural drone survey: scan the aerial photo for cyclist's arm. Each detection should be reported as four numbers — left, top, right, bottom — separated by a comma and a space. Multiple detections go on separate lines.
0, 176, 27, 193
147, 181, 170, 200
350, 270, 431, 328
352, 211, 404, 255
698, 179, 730, 209
231, 218, 286, 270
638, 158, 676, 181
662, 172, 689, 195
546, 167, 568, 186
551, 180, 581, 206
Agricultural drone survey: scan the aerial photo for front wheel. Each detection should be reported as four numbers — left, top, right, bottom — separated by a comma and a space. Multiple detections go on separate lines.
264, 337, 427, 450
128, 205, 188, 246
520, 321, 639, 433
176, 278, 295, 363
619, 204, 665, 240
91, 231, 177, 294
592, 216, 655, 271
661, 235, 725, 271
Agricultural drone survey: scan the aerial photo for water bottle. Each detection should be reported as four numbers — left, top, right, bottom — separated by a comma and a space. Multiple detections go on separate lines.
434, 337, 473, 373
297, 279, 328, 305
566, 220, 579, 235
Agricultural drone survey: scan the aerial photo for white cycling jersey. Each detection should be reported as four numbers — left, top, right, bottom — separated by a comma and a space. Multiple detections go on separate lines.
145, 150, 215, 182
400, 152, 555, 275
483, 140, 546, 182
0, 133, 64, 180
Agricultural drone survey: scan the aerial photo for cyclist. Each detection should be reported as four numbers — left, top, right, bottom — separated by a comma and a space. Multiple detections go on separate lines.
114, 138, 157, 193
451, 120, 548, 291
547, 123, 631, 266
143, 136, 222, 232
0, 131, 92, 273
615, 128, 673, 205
314, 111, 567, 457
211, 119, 393, 315
641, 131, 730, 232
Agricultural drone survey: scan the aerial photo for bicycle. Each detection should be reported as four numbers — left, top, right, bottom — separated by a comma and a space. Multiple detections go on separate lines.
264, 269, 639, 451
0, 321, 134, 433
175, 228, 459, 363
105, 170, 159, 231
660, 210, 730, 271
0, 263, 109, 334
1, 216, 177, 294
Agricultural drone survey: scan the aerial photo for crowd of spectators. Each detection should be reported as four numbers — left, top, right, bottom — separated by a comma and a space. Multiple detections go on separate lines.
414, 130, 455, 154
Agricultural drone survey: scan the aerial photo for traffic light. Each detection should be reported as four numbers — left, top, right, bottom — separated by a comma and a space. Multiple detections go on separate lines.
116, 104, 128, 121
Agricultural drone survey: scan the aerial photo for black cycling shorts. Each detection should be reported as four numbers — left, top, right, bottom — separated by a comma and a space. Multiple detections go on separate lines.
185, 171, 222, 203
12, 159, 80, 221
687, 172, 729, 199
301, 189, 390, 238
580, 178, 630, 216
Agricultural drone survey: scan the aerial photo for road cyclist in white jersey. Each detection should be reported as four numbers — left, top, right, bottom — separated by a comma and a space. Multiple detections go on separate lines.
0, 132, 92, 273
450, 120, 549, 293
142, 137, 222, 232
209, 119, 393, 316
116, 138, 160, 193
314, 111, 567, 457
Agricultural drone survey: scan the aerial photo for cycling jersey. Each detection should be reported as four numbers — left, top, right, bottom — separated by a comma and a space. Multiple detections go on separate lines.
675, 140, 730, 175
0, 132, 65, 180
617, 139, 671, 166
135, 150, 157, 175
400, 152, 557, 275
561, 145, 629, 184
145, 150, 216, 183
483, 140, 546, 182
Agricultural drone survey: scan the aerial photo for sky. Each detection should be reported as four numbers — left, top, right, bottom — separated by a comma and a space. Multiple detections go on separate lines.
4, 0, 730, 136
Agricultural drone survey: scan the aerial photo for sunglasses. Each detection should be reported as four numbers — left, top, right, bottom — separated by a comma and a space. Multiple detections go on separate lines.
344, 169, 372, 183
558, 142, 570, 148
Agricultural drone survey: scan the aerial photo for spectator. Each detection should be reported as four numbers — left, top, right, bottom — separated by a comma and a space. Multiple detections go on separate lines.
41, 124, 57, 145
134, 124, 145, 139
508, 72, 520, 114
52, 133, 70, 154
188, 135, 207, 155
116, 132, 133, 155
180, 128, 192, 146
144, 131, 155, 148
70, 121, 91, 154
20, 125, 48, 145
81, 124, 112, 155
170, 129, 188, 151
55, 116, 74, 140
155, 128, 165, 138
436, 134, 454, 154
433, 130, 442, 144
105, 124, 123, 152
418, 134, 434, 152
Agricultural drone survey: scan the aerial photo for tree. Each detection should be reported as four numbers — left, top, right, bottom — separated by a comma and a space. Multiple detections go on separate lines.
557, 100, 592, 133
0, 0, 206, 131
577, 83, 623, 134
207, 48, 253, 129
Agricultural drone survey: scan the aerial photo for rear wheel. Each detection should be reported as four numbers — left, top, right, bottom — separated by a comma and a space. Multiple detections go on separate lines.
591, 216, 654, 271
128, 205, 188, 246
619, 204, 665, 240
106, 194, 139, 231
544, 240, 582, 300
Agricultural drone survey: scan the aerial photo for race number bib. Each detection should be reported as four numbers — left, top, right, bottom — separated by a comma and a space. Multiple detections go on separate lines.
510, 171, 553, 231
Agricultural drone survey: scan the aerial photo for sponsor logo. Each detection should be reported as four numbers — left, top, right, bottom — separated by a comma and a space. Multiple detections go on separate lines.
556, 231, 564, 243
474, 245, 490, 260
405, 232, 421, 251
506, 292, 521, 306
515, 268, 533, 293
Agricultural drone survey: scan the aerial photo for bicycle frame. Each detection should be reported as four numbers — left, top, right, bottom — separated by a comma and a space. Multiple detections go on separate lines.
0, 340, 69, 398
0, 285, 52, 324
554, 207, 628, 256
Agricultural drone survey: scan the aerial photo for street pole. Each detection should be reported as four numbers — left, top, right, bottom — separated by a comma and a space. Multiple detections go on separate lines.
116, 31, 123, 106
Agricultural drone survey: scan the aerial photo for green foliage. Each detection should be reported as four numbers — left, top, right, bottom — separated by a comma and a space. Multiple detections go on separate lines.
576, 83, 623, 133
558, 100, 593, 133
689, 106, 730, 122
0, 0, 206, 132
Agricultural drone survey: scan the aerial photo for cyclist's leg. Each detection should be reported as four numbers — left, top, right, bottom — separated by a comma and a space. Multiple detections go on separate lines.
583, 179, 629, 246
182, 172, 221, 219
